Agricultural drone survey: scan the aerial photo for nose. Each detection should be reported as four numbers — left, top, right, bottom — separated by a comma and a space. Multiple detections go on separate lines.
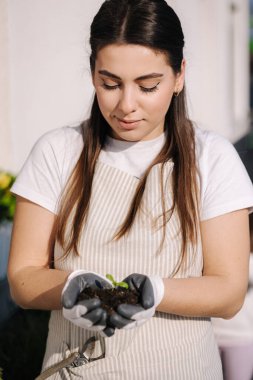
117, 87, 137, 115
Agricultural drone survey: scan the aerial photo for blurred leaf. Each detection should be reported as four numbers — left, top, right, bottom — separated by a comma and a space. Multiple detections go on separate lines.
0, 170, 16, 223
106, 274, 115, 285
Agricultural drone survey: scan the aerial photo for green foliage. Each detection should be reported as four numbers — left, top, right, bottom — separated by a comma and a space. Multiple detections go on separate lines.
106, 274, 129, 289
0, 171, 16, 223
0, 367, 3, 380
250, 40, 253, 55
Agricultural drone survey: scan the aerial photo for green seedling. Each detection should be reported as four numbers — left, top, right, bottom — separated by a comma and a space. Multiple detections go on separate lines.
106, 274, 129, 289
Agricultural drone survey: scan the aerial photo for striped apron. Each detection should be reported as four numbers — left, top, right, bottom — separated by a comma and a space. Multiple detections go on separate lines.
41, 161, 223, 379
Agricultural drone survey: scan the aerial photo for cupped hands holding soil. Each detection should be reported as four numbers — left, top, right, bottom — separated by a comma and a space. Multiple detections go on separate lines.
78, 286, 140, 316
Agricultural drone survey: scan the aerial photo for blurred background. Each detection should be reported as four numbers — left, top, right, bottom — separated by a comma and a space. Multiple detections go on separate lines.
0, 0, 253, 379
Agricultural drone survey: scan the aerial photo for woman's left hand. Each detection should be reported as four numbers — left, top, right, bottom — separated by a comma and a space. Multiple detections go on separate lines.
62, 270, 114, 336
109, 273, 164, 329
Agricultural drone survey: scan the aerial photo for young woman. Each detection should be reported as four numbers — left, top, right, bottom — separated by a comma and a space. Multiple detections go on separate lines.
8, 0, 253, 379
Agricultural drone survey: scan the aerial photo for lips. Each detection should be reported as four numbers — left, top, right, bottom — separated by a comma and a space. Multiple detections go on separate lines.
115, 117, 142, 130
118, 119, 140, 123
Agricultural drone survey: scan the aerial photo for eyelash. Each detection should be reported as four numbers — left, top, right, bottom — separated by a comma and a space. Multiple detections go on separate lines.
102, 83, 159, 93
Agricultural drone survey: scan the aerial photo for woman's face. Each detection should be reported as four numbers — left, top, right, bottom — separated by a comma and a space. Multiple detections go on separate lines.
93, 44, 185, 141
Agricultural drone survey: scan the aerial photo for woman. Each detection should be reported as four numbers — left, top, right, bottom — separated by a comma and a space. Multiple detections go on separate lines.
8, 0, 253, 379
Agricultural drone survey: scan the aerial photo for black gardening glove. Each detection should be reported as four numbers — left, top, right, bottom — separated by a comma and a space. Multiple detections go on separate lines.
109, 273, 164, 330
62, 270, 115, 337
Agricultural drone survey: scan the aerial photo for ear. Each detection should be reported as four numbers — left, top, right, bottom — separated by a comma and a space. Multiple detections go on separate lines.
174, 59, 186, 93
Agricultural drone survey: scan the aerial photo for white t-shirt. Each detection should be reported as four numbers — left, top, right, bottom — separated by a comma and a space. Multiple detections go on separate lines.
11, 124, 253, 220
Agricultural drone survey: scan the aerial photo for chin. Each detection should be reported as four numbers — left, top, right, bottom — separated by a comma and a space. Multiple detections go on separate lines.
113, 130, 145, 142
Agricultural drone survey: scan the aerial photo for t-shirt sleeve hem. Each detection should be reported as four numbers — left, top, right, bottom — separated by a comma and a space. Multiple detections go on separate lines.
200, 199, 253, 221
11, 183, 58, 215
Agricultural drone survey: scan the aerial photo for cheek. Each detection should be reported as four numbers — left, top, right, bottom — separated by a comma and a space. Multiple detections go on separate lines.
144, 91, 173, 116
96, 90, 118, 114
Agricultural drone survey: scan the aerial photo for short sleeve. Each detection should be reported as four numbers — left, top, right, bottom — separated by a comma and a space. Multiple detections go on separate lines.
11, 126, 83, 214
197, 130, 253, 221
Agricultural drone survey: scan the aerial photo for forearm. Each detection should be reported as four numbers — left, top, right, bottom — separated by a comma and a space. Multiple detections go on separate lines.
8, 266, 70, 310
249, 255, 253, 285
157, 275, 247, 319
157, 211, 250, 319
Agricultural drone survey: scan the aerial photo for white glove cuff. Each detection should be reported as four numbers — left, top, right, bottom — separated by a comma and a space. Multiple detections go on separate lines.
62, 269, 90, 296
149, 275, 165, 307
62, 269, 112, 297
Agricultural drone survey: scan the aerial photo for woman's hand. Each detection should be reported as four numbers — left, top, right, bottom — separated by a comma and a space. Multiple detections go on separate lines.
109, 273, 164, 329
62, 270, 115, 336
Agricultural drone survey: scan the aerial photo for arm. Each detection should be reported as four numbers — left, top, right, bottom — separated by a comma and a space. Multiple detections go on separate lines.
7, 196, 70, 310
157, 209, 250, 319
248, 254, 253, 286
109, 209, 250, 331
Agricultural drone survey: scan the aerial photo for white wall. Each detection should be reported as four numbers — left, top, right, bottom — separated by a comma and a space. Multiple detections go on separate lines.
6, 0, 104, 172
173, 0, 250, 141
0, 0, 12, 170
1, 0, 251, 173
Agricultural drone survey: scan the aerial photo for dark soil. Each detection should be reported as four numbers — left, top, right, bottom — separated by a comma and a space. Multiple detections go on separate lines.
78, 287, 140, 315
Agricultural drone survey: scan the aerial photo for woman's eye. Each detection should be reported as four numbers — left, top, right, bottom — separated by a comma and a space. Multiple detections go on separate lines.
101, 82, 160, 92
140, 83, 160, 93
102, 83, 120, 90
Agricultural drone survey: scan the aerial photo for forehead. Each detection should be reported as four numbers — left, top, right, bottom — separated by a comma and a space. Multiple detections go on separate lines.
95, 44, 172, 77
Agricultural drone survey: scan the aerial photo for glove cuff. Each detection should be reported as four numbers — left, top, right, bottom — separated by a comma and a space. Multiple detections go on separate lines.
62, 269, 90, 297
62, 270, 112, 299
65, 269, 90, 282
149, 275, 164, 307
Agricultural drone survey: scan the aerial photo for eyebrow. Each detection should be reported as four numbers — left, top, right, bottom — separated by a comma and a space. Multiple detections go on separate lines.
98, 70, 163, 81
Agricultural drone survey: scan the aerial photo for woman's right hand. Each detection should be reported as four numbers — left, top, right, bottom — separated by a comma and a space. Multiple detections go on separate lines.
62, 270, 115, 336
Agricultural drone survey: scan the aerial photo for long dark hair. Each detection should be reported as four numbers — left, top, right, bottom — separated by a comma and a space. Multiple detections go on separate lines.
56, 0, 199, 272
